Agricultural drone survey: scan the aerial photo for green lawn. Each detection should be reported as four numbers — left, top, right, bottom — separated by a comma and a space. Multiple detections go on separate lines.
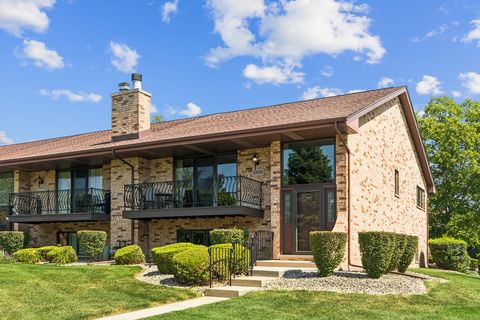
150, 269, 480, 320
0, 264, 197, 320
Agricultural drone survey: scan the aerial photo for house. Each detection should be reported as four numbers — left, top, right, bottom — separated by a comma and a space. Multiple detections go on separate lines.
0, 74, 434, 266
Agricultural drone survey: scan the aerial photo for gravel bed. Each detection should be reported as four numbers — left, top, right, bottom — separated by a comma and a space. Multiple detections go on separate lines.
264, 270, 435, 295
136, 264, 221, 293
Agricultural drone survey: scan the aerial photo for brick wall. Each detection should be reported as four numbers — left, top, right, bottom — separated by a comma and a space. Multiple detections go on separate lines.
111, 89, 151, 139
348, 98, 428, 267
29, 221, 110, 247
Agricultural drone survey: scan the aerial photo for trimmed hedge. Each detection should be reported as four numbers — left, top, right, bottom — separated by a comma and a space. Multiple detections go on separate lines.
359, 232, 395, 278
470, 258, 479, 272
310, 231, 347, 277
0, 231, 24, 255
171, 245, 210, 285
114, 245, 145, 265
0, 250, 14, 264
209, 228, 245, 245
387, 233, 408, 272
37, 246, 58, 261
151, 243, 196, 274
78, 230, 107, 260
398, 235, 418, 273
429, 237, 470, 273
47, 246, 78, 265
13, 248, 41, 264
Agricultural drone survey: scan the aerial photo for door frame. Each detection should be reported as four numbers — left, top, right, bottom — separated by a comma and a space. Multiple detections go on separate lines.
281, 183, 336, 255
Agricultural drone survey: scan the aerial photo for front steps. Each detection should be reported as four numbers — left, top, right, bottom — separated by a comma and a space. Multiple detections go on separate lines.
204, 259, 318, 298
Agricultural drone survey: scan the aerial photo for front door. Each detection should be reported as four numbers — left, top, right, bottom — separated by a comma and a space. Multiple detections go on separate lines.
282, 187, 336, 254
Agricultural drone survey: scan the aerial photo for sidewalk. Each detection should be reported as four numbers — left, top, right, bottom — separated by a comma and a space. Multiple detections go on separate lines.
96, 296, 228, 320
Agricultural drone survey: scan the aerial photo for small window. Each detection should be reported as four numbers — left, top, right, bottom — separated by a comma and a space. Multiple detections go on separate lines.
394, 170, 399, 197
416, 186, 425, 210
177, 229, 211, 246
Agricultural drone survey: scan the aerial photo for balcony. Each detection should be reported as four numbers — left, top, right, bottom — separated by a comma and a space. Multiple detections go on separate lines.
7, 188, 110, 224
123, 176, 264, 219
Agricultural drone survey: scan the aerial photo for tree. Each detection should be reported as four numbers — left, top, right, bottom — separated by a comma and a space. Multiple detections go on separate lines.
417, 97, 480, 252
151, 114, 164, 124
285, 146, 333, 185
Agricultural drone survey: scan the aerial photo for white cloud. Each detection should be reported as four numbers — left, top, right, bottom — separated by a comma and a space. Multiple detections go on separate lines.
417, 110, 425, 117
302, 86, 343, 100
166, 102, 202, 117
426, 25, 447, 38
161, 0, 179, 23
151, 104, 159, 114
462, 19, 480, 47
21, 39, 64, 70
377, 76, 394, 88
0, 0, 55, 36
0, 131, 13, 145
416, 75, 443, 95
205, 0, 385, 83
459, 72, 480, 94
39, 89, 102, 103
452, 90, 462, 98
321, 65, 334, 77
109, 42, 140, 73
243, 63, 304, 84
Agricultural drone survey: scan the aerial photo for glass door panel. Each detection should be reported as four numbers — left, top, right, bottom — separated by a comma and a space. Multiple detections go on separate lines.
296, 191, 321, 252
174, 159, 194, 207
325, 189, 336, 231
57, 170, 71, 214
216, 154, 237, 206
195, 157, 214, 207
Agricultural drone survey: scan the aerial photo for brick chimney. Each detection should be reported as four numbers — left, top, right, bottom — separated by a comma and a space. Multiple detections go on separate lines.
111, 73, 151, 141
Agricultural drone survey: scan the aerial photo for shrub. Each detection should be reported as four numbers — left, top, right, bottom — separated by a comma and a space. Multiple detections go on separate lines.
151, 243, 196, 274
470, 258, 479, 271
309, 231, 347, 277
0, 231, 24, 255
358, 231, 395, 278
0, 251, 14, 264
209, 228, 245, 245
13, 248, 41, 264
398, 235, 418, 273
47, 246, 77, 265
37, 246, 58, 261
78, 230, 107, 260
171, 245, 209, 285
209, 243, 251, 276
387, 233, 408, 272
429, 237, 470, 272
115, 245, 145, 265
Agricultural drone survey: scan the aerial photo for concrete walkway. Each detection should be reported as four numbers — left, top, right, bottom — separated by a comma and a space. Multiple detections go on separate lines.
96, 296, 228, 320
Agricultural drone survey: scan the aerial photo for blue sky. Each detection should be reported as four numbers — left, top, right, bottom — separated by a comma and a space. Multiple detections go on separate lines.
0, 0, 480, 145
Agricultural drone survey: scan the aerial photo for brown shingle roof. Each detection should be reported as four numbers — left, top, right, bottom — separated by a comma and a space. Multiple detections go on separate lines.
0, 87, 403, 163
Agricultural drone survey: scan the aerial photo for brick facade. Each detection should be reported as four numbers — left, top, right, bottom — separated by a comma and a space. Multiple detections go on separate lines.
111, 89, 151, 140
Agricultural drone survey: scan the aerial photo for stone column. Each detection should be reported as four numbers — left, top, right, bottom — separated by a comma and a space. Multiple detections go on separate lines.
269, 141, 282, 258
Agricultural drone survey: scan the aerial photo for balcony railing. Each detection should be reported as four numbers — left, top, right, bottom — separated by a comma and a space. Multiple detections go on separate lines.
124, 176, 263, 211
9, 188, 111, 216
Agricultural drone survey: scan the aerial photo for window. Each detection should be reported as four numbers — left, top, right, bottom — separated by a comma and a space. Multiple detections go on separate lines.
416, 186, 425, 210
0, 172, 13, 205
394, 170, 399, 197
177, 229, 211, 246
282, 139, 335, 186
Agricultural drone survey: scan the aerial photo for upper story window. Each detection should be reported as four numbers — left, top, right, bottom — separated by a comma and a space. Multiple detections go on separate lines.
416, 186, 426, 210
0, 172, 13, 205
282, 139, 335, 186
394, 170, 400, 197
57, 168, 103, 190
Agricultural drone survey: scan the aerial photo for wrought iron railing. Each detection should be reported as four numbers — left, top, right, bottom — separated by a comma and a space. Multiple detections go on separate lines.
9, 188, 110, 215
208, 236, 257, 288
124, 176, 263, 210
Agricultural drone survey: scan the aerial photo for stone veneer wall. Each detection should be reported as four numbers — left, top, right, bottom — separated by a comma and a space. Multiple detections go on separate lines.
348, 97, 428, 266
111, 89, 151, 139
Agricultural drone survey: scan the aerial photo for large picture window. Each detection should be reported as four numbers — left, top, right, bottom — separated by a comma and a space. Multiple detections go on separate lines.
0, 172, 13, 205
282, 139, 335, 186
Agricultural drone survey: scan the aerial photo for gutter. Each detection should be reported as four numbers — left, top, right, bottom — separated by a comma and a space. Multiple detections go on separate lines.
112, 149, 135, 245
334, 122, 352, 269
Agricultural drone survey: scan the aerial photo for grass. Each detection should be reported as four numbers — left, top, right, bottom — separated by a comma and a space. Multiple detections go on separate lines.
150, 269, 480, 320
0, 264, 198, 320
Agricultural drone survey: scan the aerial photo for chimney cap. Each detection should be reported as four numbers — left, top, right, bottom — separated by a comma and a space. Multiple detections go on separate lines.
118, 82, 130, 91
132, 73, 142, 81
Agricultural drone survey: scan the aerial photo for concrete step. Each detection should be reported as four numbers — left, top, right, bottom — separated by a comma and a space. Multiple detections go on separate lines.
256, 260, 317, 268
204, 286, 258, 298
278, 255, 314, 261
231, 276, 276, 287
252, 266, 318, 277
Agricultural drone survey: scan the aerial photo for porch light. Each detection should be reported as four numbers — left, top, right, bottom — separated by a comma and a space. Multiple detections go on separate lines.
252, 154, 260, 166
36, 176, 44, 188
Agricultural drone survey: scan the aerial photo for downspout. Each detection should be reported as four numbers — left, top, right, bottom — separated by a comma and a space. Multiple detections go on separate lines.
334, 122, 353, 269
112, 149, 135, 245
